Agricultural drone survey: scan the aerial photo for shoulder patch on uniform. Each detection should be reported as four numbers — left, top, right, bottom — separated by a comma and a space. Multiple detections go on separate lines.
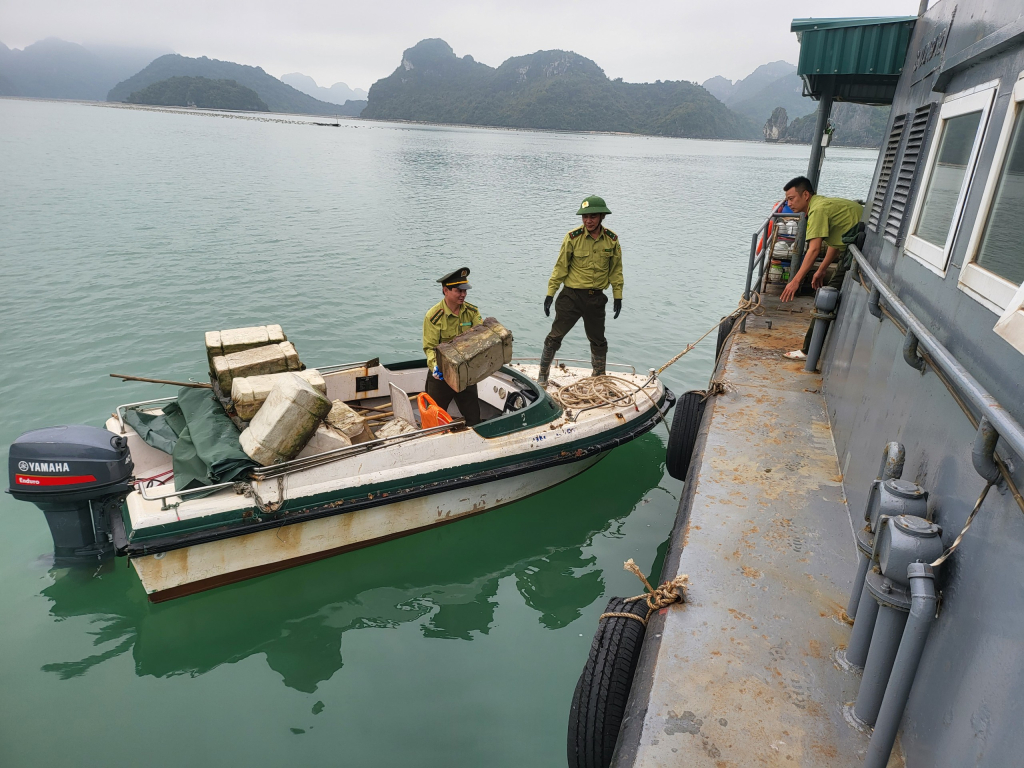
604, 228, 618, 241
429, 308, 444, 324
464, 302, 478, 311
569, 226, 585, 239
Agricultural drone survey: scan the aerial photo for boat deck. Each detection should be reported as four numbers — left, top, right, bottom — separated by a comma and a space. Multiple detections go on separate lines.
614, 295, 903, 767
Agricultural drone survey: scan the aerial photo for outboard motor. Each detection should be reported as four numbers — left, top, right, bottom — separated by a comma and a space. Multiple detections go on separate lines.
8, 425, 133, 563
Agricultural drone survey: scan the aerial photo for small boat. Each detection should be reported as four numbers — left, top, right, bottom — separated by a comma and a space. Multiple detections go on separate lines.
10, 357, 673, 601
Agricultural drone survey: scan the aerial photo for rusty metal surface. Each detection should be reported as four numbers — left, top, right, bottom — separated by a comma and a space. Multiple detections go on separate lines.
618, 296, 903, 768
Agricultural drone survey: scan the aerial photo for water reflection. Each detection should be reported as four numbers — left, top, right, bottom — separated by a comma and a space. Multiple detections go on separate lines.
41, 434, 666, 693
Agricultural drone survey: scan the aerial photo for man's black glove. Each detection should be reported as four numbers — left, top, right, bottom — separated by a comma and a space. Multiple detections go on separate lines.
613, 298, 622, 319
544, 296, 553, 316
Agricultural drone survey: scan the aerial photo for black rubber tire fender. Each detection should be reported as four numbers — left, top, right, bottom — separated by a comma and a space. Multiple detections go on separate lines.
567, 596, 649, 768
665, 390, 707, 482
715, 315, 736, 362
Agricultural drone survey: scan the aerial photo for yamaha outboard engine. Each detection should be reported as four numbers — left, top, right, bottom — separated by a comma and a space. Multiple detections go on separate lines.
8, 426, 133, 563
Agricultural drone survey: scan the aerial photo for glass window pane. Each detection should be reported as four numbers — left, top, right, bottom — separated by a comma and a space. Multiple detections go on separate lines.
914, 110, 983, 247
975, 108, 1024, 286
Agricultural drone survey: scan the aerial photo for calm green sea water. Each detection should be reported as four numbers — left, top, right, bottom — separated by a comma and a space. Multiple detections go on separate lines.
0, 98, 877, 766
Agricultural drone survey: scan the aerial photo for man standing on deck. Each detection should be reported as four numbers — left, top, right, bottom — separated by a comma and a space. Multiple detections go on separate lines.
538, 195, 624, 386
423, 267, 484, 425
779, 176, 863, 360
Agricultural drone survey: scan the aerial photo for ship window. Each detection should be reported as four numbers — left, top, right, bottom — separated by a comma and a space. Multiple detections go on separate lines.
904, 84, 996, 275
959, 73, 1024, 354
960, 74, 1024, 321
868, 114, 906, 232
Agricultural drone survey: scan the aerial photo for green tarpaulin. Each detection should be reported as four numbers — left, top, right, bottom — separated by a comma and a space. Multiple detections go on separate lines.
123, 387, 256, 490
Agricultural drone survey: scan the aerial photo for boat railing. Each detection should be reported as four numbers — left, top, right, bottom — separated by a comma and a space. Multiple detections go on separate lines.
512, 357, 637, 374
850, 245, 1024, 466
115, 396, 178, 433
741, 211, 807, 332
136, 419, 468, 509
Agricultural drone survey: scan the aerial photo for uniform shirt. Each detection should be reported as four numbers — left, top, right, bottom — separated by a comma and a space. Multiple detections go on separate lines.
422, 299, 483, 370
547, 226, 624, 299
805, 196, 864, 251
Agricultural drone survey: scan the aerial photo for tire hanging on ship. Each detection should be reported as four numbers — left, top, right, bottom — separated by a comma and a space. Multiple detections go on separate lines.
665, 391, 707, 481
567, 595, 649, 768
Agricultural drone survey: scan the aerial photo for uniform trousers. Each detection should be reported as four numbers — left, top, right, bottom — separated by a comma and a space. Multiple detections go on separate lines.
543, 287, 608, 355
424, 375, 481, 426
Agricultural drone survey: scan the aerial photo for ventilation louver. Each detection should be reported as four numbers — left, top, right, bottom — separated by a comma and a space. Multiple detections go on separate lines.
884, 104, 934, 243
868, 113, 906, 231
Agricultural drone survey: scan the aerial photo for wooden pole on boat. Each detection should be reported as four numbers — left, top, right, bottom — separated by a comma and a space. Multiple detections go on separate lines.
110, 373, 212, 389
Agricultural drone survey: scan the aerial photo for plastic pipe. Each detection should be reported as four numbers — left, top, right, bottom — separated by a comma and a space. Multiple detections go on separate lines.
972, 418, 1001, 484
847, 554, 872, 619
849, 443, 906, 618
902, 331, 926, 372
846, 582, 879, 668
804, 287, 839, 372
854, 604, 910, 725
864, 564, 937, 768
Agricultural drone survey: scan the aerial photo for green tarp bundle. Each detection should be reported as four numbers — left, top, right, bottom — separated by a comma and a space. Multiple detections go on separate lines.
123, 387, 256, 490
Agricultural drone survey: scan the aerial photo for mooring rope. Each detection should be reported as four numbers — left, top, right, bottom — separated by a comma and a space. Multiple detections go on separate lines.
551, 375, 639, 410
656, 292, 763, 376
599, 559, 689, 627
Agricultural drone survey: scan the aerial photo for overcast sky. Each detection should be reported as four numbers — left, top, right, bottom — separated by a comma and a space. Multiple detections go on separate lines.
2, 0, 921, 91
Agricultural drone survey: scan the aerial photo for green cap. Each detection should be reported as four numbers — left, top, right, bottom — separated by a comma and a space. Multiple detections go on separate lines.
576, 195, 611, 215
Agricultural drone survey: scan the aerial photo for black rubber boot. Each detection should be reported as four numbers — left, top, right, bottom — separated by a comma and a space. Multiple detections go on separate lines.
591, 350, 606, 377
538, 345, 556, 387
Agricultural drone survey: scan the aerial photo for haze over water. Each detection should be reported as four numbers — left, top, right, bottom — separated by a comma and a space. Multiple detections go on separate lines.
0, 98, 877, 767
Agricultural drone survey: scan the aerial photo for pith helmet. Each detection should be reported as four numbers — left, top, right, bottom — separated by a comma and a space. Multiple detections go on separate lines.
576, 195, 611, 215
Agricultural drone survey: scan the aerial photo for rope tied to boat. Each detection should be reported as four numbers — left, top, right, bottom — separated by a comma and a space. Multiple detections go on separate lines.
656, 291, 763, 375
233, 481, 280, 515
599, 559, 689, 627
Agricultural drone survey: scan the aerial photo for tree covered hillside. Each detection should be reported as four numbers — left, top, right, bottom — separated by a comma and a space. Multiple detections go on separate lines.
363, 39, 758, 140
109, 55, 366, 116
126, 76, 269, 111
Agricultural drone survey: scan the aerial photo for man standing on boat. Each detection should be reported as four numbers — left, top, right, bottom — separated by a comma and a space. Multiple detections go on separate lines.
779, 176, 863, 360
423, 267, 484, 425
538, 195, 624, 386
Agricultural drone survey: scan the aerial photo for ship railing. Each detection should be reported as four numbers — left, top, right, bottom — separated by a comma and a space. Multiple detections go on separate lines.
850, 245, 1024, 470
741, 211, 807, 332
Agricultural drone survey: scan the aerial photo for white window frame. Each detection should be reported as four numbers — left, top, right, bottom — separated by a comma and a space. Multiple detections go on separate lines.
958, 73, 1024, 315
903, 82, 997, 276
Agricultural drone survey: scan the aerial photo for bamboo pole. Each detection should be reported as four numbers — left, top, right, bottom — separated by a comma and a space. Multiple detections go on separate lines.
110, 373, 211, 389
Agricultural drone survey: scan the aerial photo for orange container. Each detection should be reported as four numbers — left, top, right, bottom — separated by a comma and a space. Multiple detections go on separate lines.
417, 393, 452, 429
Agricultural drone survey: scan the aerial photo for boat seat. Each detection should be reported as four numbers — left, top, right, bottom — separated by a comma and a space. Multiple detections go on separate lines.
389, 382, 419, 426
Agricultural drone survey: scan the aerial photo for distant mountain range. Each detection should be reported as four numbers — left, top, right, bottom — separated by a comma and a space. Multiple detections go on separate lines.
280, 73, 366, 106
0, 38, 169, 100
126, 76, 270, 112
703, 61, 888, 148
362, 39, 758, 140
108, 54, 366, 116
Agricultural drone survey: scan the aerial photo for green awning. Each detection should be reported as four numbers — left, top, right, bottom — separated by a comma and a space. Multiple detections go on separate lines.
791, 16, 917, 105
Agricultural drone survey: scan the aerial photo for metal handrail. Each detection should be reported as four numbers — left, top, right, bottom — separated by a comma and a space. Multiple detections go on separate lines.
850, 245, 1024, 461
742, 211, 807, 331
116, 397, 178, 433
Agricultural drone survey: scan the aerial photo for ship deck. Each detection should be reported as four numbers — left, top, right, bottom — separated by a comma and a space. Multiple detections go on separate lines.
614, 295, 903, 767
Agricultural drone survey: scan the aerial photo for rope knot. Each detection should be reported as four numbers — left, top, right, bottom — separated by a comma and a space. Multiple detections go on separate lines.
599, 559, 688, 626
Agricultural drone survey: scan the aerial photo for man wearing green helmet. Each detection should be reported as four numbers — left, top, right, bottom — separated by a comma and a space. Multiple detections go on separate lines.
538, 195, 624, 386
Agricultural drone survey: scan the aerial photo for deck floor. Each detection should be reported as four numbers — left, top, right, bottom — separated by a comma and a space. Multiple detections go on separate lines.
616, 296, 903, 767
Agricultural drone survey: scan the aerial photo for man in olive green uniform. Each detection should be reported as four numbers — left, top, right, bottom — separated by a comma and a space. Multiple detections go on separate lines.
780, 176, 863, 358
538, 195, 624, 386
423, 267, 484, 425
